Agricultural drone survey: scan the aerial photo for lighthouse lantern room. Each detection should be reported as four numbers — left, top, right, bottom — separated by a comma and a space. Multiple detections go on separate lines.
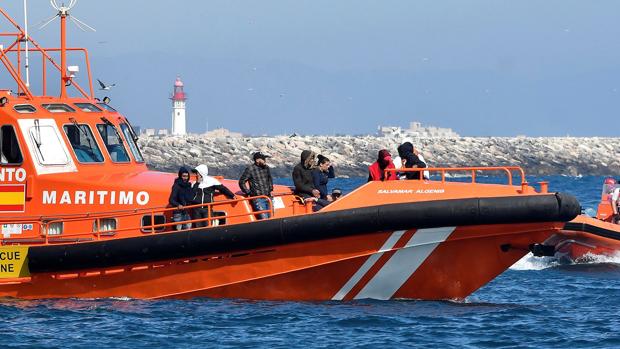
171, 77, 187, 135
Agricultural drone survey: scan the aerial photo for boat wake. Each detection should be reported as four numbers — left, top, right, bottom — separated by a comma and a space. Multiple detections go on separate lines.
510, 252, 620, 271
510, 253, 558, 271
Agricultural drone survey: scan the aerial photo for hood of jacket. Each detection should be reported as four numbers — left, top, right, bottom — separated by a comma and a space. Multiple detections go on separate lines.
300, 150, 316, 169
175, 166, 191, 188
377, 149, 392, 169
397, 142, 414, 158
194, 164, 221, 188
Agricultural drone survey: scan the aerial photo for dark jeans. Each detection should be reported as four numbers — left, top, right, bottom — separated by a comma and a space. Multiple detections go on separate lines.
252, 198, 271, 220
313, 198, 331, 212
192, 208, 210, 228
173, 211, 192, 230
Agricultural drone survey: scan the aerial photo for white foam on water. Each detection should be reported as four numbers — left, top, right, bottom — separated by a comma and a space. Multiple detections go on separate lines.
510, 251, 620, 271
509, 253, 558, 271
575, 251, 620, 265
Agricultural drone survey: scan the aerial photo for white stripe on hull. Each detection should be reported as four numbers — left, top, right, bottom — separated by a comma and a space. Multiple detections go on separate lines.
353, 226, 455, 300
331, 230, 406, 300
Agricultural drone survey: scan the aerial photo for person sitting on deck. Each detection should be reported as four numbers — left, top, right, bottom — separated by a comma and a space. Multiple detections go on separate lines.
238, 152, 274, 220
330, 188, 342, 201
191, 164, 236, 228
397, 141, 427, 180
292, 150, 319, 200
413, 146, 430, 180
368, 149, 398, 182
168, 166, 193, 231
311, 154, 335, 211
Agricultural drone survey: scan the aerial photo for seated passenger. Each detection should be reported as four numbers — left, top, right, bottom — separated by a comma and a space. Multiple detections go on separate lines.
368, 149, 397, 181
292, 150, 319, 199
312, 155, 335, 200
330, 188, 342, 201
238, 152, 274, 220
192, 164, 236, 228
413, 147, 430, 180
312, 155, 335, 211
397, 142, 426, 180
168, 167, 193, 231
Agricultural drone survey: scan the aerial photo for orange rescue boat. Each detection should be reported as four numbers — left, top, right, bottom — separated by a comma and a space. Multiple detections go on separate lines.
0, 4, 580, 300
534, 178, 620, 264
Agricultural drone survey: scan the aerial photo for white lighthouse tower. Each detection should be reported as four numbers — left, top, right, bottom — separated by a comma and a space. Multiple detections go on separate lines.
170, 76, 187, 135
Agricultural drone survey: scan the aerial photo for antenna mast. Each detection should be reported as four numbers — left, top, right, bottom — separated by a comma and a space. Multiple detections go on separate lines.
23, 0, 30, 87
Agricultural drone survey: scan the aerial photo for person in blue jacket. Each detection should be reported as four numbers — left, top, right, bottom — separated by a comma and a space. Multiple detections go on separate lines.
312, 155, 335, 211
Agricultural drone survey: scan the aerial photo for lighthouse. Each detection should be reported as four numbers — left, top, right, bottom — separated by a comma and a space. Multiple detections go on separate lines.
170, 76, 187, 135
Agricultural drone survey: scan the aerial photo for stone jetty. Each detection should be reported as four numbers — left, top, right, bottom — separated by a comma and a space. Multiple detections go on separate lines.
138, 135, 620, 178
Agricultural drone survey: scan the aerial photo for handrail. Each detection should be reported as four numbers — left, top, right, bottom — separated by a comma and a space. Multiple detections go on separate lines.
30, 195, 274, 243
39, 195, 274, 240
384, 166, 526, 186
0, 195, 275, 245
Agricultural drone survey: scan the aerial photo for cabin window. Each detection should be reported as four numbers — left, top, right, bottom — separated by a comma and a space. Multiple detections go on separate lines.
96, 123, 130, 162
46, 222, 63, 236
97, 103, 117, 112
63, 124, 104, 163
0, 125, 23, 165
141, 215, 166, 232
13, 104, 36, 113
74, 103, 102, 112
42, 103, 75, 113
120, 123, 144, 162
29, 124, 69, 165
93, 218, 117, 235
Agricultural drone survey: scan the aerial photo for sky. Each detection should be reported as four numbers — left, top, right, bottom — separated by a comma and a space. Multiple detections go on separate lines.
2, 0, 620, 136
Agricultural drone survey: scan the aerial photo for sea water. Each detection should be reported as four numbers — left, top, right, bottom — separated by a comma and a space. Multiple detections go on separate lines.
1, 175, 618, 348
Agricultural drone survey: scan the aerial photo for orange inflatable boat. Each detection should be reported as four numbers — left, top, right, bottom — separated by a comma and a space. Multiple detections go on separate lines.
534, 178, 620, 263
0, 5, 580, 300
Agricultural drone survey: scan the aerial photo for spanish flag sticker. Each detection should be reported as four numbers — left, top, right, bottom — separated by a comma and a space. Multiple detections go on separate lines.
0, 184, 25, 212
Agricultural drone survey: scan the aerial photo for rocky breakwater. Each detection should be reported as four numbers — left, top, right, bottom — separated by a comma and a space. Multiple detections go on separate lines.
138, 135, 620, 178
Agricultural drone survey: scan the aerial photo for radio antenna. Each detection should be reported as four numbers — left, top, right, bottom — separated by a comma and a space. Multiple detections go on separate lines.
23, 0, 30, 87
37, 0, 95, 97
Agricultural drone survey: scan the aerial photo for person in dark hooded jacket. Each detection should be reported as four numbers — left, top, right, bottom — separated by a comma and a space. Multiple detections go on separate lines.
169, 166, 193, 230
397, 142, 427, 180
292, 150, 319, 198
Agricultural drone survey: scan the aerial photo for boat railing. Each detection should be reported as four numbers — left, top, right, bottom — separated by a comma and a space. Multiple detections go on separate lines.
0, 195, 274, 245
384, 166, 527, 186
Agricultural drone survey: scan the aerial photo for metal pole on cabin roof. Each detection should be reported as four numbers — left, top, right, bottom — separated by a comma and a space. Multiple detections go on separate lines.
59, 10, 67, 98
23, 0, 30, 88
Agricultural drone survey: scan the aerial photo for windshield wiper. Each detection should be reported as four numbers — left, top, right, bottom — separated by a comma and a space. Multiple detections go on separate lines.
69, 117, 97, 155
33, 119, 44, 161
100, 117, 124, 144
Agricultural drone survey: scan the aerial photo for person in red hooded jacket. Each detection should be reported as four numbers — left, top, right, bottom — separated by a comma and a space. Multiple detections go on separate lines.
368, 149, 398, 181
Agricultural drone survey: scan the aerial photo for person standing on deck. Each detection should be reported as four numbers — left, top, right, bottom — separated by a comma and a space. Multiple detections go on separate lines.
168, 166, 193, 230
191, 164, 236, 227
238, 152, 274, 219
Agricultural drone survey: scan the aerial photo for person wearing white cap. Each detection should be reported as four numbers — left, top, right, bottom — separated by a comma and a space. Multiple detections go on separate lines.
191, 164, 236, 227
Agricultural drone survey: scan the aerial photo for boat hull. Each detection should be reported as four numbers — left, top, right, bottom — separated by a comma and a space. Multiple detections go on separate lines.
0, 194, 579, 300
545, 215, 620, 263
1, 223, 557, 300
